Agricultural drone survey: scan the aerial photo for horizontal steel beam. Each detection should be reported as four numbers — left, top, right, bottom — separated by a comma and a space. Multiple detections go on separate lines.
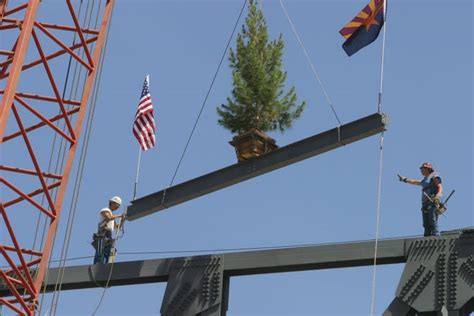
0, 235, 413, 296
127, 112, 389, 221
224, 237, 411, 277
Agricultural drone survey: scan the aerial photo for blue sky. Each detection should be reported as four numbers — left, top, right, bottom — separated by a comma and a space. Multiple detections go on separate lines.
2, 0, 472, 315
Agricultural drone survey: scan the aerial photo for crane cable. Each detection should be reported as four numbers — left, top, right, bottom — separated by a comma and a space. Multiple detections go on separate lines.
29, 0, 85, 261
37, 0, 93, 313
49, 2, 114, 315
37, 0, 91, 310
27, 2, 86, 310
279, 0, 342, 126
43, 0, 96, 311
370, 1, 388, 315
35, 0, 103, 314
161, 0, 248, 206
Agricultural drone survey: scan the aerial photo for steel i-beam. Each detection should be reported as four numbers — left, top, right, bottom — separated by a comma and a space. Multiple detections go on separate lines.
1, 233, 411, 294
1, 229, 472, 315
127, 112, 388, 221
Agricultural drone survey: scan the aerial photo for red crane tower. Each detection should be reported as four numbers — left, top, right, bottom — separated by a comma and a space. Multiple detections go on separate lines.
0, 1, 114, 314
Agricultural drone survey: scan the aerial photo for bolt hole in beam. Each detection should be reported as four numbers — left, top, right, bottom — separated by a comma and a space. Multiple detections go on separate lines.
127, 112, 388, 221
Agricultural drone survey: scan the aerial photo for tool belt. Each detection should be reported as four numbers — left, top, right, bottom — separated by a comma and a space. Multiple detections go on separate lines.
91, 222, 113, 250
422, 200, 446, 216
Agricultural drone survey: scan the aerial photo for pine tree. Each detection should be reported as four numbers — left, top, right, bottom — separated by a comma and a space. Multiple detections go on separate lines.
217, 0, 305, 135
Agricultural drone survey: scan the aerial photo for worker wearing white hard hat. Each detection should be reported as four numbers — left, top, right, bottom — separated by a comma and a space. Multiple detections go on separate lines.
93, 196, 125, 264
100, 196, 123, 232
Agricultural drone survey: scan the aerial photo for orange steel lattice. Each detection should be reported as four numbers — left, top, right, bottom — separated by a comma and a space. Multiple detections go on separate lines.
0, 1, 114, 314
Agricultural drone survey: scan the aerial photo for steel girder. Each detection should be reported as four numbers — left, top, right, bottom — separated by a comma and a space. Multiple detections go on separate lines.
0, 1, 113, 314
0, 235, 412, 294
127, 112, 388, 221
2, 230, 472, 315
383, 229, 474, 316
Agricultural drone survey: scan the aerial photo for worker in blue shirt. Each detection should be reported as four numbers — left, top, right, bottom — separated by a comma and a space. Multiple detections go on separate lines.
398, 162, 443, 236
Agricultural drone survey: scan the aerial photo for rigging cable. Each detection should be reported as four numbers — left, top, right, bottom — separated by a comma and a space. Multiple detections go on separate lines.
29, 2, 85, 309
38, 1, 92, 313
29, 0, 84, 261
370, 1, 388, 316
50, 1, 113, 315
38, 0, 98, 314
279, 0, 342, 126
161, 0, 248, 205
65, 3, 117, 315
46, 0, 96, 311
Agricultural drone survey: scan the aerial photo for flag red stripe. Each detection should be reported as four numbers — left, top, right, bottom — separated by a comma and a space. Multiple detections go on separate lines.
133, 77, 156, 151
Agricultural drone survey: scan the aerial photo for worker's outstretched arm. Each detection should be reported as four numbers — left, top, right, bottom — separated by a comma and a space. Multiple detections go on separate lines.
397, 174, 421, 186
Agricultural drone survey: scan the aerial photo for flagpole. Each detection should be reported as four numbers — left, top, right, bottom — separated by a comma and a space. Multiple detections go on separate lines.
377, 0, 388, 113
133, 148, 142, 200
132, 73, 154, 201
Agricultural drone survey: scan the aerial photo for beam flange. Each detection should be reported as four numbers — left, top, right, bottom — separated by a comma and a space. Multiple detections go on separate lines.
127, 112, 388, 221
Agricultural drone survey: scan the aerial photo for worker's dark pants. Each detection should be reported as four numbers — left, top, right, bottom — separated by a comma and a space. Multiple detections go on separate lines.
93, 230, 113, 264
421, 204, 439, 236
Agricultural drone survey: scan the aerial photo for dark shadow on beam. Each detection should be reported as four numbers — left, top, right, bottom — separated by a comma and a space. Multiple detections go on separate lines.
127, 112, 388, 221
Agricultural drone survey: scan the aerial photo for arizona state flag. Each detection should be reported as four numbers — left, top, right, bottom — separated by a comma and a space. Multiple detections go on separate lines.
339, 0, 385, 56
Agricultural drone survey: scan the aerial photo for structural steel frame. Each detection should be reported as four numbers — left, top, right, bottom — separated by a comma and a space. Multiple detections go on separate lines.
0, 3, 469, 315
0, 1, 113, 314
128, 112, 388, 221
1, 229, 472, 315
5, 235, 414, 293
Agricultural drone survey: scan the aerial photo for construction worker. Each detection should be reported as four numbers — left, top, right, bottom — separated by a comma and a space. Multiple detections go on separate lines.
93, 196, 124, 264
398, 162, 443, 237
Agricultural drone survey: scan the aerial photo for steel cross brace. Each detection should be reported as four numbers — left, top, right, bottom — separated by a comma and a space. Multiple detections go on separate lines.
127, 112, 388, 221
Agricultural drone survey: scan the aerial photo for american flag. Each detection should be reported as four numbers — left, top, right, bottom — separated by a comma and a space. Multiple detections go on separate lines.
133, 75, 156, 151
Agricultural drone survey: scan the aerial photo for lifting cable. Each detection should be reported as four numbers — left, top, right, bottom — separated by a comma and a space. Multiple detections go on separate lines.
36, 0, 99, 314
69, 2, 117, 315
48, 1, 114, 315
38, 10, 88, 312
28, 0, 85, 304
29, 0, 85, 261
370, 1, 388, 315
42, 0, 95, 310
35, 0, 90, 313
161, 0, 248, 206
279, 0, 342, 126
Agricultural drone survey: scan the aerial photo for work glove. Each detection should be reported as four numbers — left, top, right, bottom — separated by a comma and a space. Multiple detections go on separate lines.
397, 174, 407, 183
433, 196, 441, 206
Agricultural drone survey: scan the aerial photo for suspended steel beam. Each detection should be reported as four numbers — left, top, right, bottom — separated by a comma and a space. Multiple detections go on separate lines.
127, 112, 389, 221
0, 234, 412, 295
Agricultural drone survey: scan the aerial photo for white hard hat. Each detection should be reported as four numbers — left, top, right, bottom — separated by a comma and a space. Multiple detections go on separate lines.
109, 196, 122, 206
